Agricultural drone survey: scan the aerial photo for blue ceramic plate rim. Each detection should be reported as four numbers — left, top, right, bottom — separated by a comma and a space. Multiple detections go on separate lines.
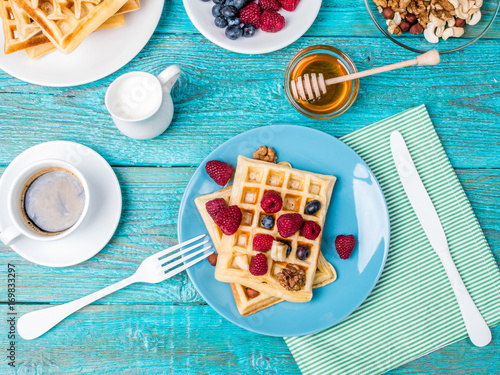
178, 125, 390, 337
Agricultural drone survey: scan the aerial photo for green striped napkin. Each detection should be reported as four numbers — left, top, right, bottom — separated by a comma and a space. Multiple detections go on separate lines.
285, 105, 500, 375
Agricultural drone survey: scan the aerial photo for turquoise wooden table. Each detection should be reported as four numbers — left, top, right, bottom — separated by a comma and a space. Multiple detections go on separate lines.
1, 1, 499, 373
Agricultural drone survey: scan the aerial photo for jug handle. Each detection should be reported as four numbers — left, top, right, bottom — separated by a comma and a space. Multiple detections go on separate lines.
157, 65, 181, 92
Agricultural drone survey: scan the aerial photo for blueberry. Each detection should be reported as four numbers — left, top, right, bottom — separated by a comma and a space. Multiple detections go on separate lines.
214, 15, 228, 28
221, 5, 238, 17
305, 200, 321, 215
225, 24, 242, 40
213, 0, 224, 4
260, 215, 274, 229
200, 0, 210, 2
227, 16, 241, 26
242, 23, 256, 38
296, 245, 310, 260
212, 4, 223, 17
226, 0, 248, 8
279, 240, 292, 257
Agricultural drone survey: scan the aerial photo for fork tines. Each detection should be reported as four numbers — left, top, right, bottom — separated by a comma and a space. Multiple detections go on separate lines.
157, 234, 213, 278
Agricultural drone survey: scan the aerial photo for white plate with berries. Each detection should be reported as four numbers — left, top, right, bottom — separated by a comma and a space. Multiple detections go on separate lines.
178, 125, 390, 337
183, 0, 322, 54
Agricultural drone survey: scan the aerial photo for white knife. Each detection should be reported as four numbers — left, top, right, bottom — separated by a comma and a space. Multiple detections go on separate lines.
390, 130, 491, 347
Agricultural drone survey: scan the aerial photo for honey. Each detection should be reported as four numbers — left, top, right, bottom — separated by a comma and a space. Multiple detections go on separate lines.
288, 52, 355, 117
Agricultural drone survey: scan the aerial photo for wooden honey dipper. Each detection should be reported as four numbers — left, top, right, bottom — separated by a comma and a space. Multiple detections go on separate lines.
290, 49, 440, 102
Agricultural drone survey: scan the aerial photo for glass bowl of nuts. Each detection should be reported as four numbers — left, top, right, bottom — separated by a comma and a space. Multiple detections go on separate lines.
364, 0, 499, 53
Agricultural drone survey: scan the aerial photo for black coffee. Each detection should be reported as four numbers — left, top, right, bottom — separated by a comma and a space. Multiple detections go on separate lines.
20, 168, 85, 235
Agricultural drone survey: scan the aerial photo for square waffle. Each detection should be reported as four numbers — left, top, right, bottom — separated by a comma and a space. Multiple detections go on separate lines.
1, 0, 49, 53
195, 186, 337, 316
24, 12, 125, 58
214, 156, 336, 303
11, 0, 129, 54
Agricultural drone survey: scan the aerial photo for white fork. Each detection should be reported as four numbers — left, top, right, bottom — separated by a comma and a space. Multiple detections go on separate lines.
17, 234, 212, 340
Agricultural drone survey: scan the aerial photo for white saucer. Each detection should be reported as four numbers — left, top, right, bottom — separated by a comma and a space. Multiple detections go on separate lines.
0, 142, 122, 267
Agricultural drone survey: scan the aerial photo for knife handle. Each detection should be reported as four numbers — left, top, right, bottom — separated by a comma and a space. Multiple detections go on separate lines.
438, 251, 492, 347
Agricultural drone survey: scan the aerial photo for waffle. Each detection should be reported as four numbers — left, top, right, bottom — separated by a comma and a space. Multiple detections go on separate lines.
1, 0, 49, 53
195, 186, 337, 315
214, 156, 337, 303
117, 0, 139, 13
1, 0, 138, 56
11, 0, 40, 41
24, 13, 124, 58
11, 0, 129, 54
24, 38, 54, 58
231, 253, 338, 315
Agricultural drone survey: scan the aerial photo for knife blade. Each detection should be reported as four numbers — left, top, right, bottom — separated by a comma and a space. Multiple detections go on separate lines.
390, 130, 491, 347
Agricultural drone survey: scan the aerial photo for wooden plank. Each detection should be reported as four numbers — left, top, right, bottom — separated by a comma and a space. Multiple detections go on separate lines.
0, 166, 497, 304
161, 0, 500, 38
0, 36, 499, 168
0, 35, 500, 168
1, 304, 498, 374
0, 304, 302, 374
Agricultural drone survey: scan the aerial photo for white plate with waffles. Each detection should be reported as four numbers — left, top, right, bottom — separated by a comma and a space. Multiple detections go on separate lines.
0, 0, 164, 86
183, 0, 322, 54
178, 125, 390, 337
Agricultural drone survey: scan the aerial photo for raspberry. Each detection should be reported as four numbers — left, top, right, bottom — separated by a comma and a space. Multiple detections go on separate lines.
259, 0, 280, 11
335, 234, 356, 259
249, 253, 268, 276
301, 221, 322, 240
253, 233, 274, 252
206, 198, 227, 220
205, 160, 233, 186
279, 0, 300, 11
260, 190, 282, 213
215, 205, 242, 235
260, 10, 285, 32
276, 213, 303, 238
240, 2, 261, 28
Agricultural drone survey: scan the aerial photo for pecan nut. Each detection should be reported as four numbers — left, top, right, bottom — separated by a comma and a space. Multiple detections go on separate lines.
277, 264, 306, 291
253, 146, 278, 163
432, 0, 454, 11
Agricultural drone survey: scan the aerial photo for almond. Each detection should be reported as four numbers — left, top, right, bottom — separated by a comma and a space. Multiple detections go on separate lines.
246, 288, 260, 299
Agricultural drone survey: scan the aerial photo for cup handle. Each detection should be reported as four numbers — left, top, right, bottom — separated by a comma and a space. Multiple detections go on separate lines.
0, 225, 21, 246
157, 65, 181, 92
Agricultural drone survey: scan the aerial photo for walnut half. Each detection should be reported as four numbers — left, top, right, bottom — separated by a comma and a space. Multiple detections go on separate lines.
253, 146, 277, 163
277, 264, 306, 291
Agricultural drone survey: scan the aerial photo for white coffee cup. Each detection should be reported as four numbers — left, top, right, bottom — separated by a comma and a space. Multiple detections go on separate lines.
0, 159, 90, 246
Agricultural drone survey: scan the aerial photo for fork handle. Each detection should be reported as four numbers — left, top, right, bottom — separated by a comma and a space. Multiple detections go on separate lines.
17, 275, 137, 340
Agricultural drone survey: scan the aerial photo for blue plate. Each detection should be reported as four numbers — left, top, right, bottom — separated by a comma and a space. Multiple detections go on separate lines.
178, 125, 390, 337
